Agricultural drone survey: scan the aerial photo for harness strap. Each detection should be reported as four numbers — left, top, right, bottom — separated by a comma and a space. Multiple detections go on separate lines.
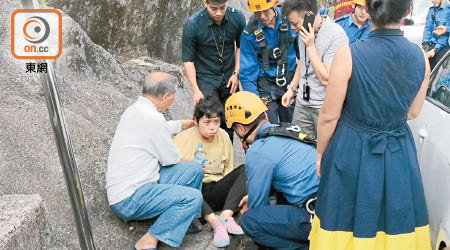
255, 123, 317, 147
248, 13, 293, 76
254, 29, 271, 71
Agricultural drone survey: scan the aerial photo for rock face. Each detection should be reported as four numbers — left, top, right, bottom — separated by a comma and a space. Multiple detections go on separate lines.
0, 195, 48, 250
0, 0, 245, 249
47, 0, 252, 64
1, 1, 194, 249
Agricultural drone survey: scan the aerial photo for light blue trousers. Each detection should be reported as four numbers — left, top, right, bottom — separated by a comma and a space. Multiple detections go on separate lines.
110, 162, 203, 247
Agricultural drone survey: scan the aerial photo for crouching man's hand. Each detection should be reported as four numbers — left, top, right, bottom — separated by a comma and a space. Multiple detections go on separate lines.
239, 195, 249, 214
181, 120, 195, 130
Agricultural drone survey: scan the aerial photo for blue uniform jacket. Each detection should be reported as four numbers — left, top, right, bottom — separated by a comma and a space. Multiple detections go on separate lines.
423, 3, 450, 51
245, 122, 319, 209
335, 13, 371, 44
239, 8, 298, 95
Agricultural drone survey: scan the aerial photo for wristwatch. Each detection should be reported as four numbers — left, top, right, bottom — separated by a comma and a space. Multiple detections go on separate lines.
287, 84, 298, 93
232, 71, 239, 78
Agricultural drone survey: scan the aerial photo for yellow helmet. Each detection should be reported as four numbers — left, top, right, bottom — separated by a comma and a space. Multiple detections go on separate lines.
354, 0, 365, 6
247, 0, 278, 12
225, 91, 268, 128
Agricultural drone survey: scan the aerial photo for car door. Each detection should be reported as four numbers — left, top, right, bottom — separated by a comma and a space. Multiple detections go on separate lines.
409, 52, 450, 250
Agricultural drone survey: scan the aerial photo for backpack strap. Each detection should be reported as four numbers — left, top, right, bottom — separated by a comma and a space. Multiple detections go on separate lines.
244, 15, 270, 71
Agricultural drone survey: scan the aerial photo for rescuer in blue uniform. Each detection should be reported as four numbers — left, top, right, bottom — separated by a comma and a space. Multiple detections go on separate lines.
423, 0, 450, 69
240, 0, 300, 124
335, 0, 371, 44
224, 91, 319, 249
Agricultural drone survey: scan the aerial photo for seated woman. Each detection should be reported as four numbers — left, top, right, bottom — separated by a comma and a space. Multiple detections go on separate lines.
173, 97, 246, 248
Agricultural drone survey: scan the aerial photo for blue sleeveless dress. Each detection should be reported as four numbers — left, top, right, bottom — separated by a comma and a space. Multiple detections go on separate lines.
309, 29, 431, 250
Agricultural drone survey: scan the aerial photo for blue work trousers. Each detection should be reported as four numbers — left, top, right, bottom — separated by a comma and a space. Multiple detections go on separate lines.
241, 205, 311, 250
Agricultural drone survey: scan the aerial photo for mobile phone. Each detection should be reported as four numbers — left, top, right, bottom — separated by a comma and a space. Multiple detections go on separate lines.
303, 13, 315, 32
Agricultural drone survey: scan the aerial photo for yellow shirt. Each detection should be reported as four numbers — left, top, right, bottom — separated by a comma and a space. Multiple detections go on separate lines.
173, 127, 233, 183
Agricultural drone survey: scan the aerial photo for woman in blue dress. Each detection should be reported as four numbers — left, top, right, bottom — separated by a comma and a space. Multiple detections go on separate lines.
309, 0, 432, 249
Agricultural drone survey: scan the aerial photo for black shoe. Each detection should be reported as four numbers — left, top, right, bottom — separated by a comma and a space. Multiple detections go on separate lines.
186, 219, 202, 235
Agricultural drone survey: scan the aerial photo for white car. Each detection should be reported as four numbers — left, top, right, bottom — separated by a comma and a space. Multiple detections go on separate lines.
409, 48, 450, 250
403, 1, 450, 249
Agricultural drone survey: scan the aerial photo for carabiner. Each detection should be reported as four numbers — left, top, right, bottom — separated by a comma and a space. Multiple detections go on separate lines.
276, 76, 287, 87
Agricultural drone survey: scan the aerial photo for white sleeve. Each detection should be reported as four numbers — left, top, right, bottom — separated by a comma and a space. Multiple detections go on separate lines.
147, 120, 181, 167
167, 120, 182, 135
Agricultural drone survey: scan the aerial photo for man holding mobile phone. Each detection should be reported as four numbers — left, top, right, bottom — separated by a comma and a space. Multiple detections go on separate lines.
281, 0, 348, 138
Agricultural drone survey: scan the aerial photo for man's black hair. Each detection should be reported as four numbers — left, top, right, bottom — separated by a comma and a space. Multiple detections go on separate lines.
194, 97, 224, 122
281, 0, 318, 17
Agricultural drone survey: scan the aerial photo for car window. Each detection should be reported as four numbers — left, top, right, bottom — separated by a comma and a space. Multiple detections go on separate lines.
428, 53, 450, 111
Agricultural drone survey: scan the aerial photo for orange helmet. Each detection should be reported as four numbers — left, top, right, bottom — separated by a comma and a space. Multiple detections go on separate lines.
354, 0, 365, 6
225, 91, 268, 128
247, 0, 278, 12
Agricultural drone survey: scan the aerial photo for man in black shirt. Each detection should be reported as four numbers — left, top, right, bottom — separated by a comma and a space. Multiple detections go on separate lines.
182, 0, 246, 141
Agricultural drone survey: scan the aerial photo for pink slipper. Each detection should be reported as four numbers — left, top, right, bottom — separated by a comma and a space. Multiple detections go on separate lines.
213, 225, 230, 247
223, 217, 244, 235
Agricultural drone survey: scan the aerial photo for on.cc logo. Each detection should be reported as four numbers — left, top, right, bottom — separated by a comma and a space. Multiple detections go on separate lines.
11, 9, 62, 60
23, 16, 50, 44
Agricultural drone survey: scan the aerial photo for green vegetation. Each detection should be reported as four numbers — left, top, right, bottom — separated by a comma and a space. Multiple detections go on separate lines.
38, 0, 47, 5
317, 0, 335, 17
328, 6, 335, 18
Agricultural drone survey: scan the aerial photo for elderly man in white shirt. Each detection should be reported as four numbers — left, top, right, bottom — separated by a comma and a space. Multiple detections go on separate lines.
106, 72, 203, 250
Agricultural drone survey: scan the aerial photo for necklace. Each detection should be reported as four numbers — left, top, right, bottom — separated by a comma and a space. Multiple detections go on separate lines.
211, 25, 226, 64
